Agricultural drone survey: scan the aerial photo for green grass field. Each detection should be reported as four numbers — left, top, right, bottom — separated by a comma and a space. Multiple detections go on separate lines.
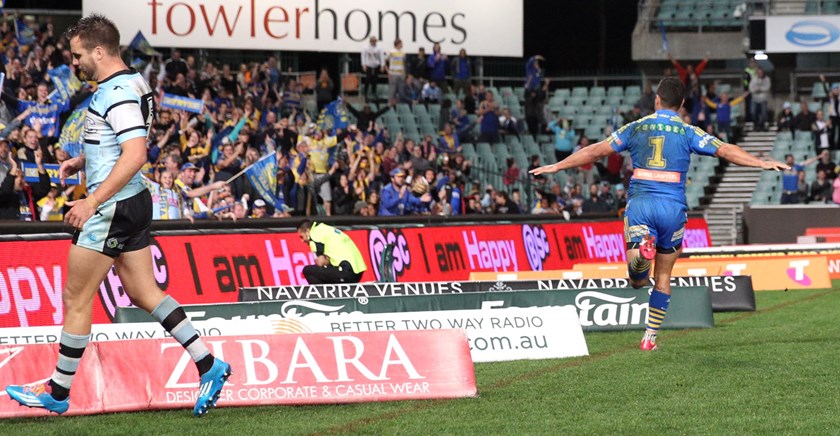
2, 285, 840, 435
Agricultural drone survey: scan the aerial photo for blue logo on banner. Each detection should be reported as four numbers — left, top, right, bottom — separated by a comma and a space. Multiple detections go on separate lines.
785, 20, 840, 47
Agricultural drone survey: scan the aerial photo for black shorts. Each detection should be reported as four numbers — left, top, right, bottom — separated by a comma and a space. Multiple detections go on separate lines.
72, 190, 152, 258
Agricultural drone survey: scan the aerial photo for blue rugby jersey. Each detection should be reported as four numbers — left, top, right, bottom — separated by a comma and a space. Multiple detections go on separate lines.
83, 70, 155, 202
608, 109, 722, 204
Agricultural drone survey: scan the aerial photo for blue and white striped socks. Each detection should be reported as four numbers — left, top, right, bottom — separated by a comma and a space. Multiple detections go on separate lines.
151, 295, 214, 375
49, 331, 90, 400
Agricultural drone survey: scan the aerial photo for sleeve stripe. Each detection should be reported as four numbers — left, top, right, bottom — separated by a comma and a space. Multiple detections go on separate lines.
103, 100, 139, 119
115, 125, 147, 137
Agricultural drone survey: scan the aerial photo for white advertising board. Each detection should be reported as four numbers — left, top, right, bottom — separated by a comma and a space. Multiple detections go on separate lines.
0, 306, 587, 363
82, 0, 524, 57
766, 15, 840, 53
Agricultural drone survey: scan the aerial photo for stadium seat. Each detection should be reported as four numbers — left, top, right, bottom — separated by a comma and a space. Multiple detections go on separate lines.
524, 136, 541, 156
812, 83, 827, 99
591, 115, 611, 128
417, 111, 433, 123
514, 152, 530, 171
550, 93, 567, 105
571, 86, 588, 97
548, 101, 564, 114
420, 123, 437, 136
341, 73, 361, 95
776, 130, 793, 143
624, 85, 642, 98
589, 87, 606, 99
584, 126, 604, 140
658, 7, 678, 22
597, 105, 615, 116
674, 9, 695, 27
514, 87, 526, 102
559, 106, 578, 118
605, 95, 623, 107
554, 88, 571, 99
540, 142, 554, 159
396, 103, 412, 116
399, 113, 416, 124
575, 114, 593, 126
567, 96, 586, 108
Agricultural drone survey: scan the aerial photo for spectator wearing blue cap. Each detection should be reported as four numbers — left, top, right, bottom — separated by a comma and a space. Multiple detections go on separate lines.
379, 167, 430, 216
174, 162, 225, 219
379, 167, 408, 216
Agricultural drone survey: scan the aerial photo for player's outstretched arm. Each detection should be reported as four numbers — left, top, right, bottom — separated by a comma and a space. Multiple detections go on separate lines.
529, 140, 615, 176
715, 142, 789, 171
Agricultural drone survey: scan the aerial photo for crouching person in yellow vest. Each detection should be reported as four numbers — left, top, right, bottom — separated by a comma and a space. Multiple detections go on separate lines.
297, 220, 367, 284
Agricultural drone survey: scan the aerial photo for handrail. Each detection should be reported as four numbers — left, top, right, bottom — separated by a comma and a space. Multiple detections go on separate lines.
788, 71, 840, 102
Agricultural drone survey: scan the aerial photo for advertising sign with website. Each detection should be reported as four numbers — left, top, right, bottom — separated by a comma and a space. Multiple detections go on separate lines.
0, 330, 476, 417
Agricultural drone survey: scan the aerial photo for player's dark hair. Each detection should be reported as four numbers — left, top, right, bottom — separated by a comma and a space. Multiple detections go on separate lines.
297, 220, 312, 232
64, 13, 120, 56
656, 76, 685, 110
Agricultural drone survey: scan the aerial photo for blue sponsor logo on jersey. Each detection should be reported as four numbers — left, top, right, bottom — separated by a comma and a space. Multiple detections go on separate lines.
785, 20, 840, 47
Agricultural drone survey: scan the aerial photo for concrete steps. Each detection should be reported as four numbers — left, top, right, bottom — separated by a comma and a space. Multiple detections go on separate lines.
699, 124, 778, 245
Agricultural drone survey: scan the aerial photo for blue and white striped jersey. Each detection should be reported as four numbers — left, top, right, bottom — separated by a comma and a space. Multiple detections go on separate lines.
84, 69, 155, 202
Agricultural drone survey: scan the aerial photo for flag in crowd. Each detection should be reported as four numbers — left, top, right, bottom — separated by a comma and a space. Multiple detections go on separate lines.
161, 93, 204, 114
659, 21, 669, 52
59, 94, 92, 158
128, 30, 162, 57
48, 65, 82, 107
244, 152, 288, 211
317, 97, 349, 132
15, 18, 36, 46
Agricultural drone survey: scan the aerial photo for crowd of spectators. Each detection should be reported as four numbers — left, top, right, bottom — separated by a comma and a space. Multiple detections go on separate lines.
2, 15, 837, 224
0, 13, 628, 224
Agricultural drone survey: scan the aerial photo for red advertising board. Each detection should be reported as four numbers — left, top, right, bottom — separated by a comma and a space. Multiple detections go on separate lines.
0, 329, 476, 417
0, 219, 710, 327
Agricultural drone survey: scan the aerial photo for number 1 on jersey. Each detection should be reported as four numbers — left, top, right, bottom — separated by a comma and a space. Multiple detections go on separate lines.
647, 136, 667, 168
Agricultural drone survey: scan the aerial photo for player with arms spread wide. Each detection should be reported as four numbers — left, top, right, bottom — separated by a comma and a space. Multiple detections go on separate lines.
530, 77, 788, 351
5, 14, 231, 416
